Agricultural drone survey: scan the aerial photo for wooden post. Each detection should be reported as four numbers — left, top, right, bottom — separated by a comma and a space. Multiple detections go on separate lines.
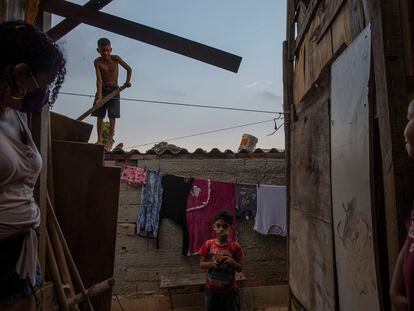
362, 0, 413, 282
0, 0, 26, 22
32, 7, 52, 280
285, 1, 295, 310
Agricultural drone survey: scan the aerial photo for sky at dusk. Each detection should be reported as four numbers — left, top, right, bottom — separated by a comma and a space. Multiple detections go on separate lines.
51, 0, 286, 152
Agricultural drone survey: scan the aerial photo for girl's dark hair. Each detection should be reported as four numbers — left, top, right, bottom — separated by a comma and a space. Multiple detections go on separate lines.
0, 20, 66, 112
214, 211, 234, 225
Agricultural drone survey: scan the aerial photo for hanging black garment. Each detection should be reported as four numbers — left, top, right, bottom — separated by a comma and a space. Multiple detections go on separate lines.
159, 174, 193, 255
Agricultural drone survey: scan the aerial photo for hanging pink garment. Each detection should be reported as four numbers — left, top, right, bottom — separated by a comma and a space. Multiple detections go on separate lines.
186, 179, 237, 255
121, 165, 147, 185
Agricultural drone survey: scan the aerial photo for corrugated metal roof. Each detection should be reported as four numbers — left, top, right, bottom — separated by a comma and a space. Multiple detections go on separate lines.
106, 147, 283, 156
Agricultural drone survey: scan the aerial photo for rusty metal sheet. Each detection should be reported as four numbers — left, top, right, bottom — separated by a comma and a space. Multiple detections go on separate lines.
330, 26, 380, 310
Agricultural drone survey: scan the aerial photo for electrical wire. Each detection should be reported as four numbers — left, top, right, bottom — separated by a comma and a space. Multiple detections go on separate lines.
125, 119, 277, 149
59, 91, 281, 114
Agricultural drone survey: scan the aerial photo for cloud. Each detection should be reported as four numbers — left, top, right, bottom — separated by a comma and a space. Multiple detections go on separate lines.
243, 80, 273, 89
259, 90, 282, 101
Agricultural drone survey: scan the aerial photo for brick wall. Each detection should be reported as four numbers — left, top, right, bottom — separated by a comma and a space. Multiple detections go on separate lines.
108, 152, 287, 295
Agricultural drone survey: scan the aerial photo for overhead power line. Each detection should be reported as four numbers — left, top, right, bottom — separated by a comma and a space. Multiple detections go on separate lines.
125, 119, 277, 149
59, 91, 281, 114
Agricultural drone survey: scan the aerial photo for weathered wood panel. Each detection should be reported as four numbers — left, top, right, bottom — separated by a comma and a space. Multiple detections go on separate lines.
331, 0, 353, 54
348, 0, 366, 39
289, 209, 335, 311
289, 91, 335, 310
331, 26, 380, 311
52, 141, 120, 311
293, 1, 352, 106
304, 13, 333, 93
291, 93, 331, 222
293, 35, 306, 106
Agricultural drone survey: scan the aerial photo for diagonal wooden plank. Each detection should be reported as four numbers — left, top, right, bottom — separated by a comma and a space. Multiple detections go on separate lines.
46, 0, 113, 42
41, 0, 242, 73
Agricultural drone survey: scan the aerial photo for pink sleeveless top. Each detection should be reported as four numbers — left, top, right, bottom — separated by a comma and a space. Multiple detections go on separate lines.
404, 208, 414, 310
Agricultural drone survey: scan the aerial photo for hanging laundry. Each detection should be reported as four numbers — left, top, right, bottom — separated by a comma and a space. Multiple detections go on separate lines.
186, 179, 237, 255
236, 184, 257, 220
137, 170, 163, 238
159, 174, 193, 255
254, 185, 286, 236
121, 165, 147, 185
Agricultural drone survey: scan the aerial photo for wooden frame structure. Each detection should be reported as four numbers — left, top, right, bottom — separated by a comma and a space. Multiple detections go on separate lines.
285, 0, 414, 310
0, 0, 245, 309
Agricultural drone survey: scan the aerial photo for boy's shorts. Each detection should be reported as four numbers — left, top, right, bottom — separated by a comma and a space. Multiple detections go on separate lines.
205, 289, 240, 311
91, 85, 120, 119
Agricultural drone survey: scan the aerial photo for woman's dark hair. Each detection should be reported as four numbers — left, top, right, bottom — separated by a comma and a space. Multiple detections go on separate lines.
214, 211, 234, 225
0, 20, 66, 111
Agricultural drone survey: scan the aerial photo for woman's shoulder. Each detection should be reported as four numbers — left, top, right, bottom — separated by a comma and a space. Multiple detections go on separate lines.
0, 108, 21, 133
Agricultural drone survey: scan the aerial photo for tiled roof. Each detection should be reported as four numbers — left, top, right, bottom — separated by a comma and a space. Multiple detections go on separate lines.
106, 147, 283, 156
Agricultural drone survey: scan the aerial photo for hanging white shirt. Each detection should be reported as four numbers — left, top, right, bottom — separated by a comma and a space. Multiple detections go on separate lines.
254, 185, 286, 236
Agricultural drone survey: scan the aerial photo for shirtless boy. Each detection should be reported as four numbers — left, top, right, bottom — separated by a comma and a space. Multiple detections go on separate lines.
93, 38, 132, 151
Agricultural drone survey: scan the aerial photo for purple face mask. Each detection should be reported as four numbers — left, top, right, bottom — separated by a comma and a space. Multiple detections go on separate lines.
19, 72, 50, 113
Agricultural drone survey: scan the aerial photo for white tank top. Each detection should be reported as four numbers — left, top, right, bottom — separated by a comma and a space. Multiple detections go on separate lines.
0, 107, 42, 286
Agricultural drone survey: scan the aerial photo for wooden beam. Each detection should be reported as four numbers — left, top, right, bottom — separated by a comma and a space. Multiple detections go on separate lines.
46, 0, 112, 42
33, 10, 52, 281
40, 0, 242, 73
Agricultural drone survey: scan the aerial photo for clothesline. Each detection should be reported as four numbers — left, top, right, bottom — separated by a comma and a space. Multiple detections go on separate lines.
120, 165, 287, 256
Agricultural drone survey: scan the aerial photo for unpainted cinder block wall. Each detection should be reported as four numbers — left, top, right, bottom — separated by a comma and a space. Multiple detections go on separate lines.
110, 153, 287, 295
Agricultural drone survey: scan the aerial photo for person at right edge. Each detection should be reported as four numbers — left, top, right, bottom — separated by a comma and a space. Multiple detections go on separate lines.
390, 98, 414, 311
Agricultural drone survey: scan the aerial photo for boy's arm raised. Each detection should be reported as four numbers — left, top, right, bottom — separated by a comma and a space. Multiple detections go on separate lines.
94, 59, 103, 102
116, 55, 132, 87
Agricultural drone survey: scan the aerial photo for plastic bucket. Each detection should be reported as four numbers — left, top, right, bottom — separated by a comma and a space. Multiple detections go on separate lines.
238, 134, 258, 152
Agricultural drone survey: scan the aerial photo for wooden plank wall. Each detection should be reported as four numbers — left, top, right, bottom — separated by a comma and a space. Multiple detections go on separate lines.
293, 0, 352, 106
288, 1, 357, 309
289, 82, 335, 311
52, 141, 120, 311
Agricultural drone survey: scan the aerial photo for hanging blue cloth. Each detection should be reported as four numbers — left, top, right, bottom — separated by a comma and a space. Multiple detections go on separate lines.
137, 170, 163, 238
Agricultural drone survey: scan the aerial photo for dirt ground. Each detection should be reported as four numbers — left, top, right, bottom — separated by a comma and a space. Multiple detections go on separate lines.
111, 285, 288, 311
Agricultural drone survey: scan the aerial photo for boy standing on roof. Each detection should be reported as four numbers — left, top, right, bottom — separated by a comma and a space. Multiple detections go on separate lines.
93, 37, 132, 151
